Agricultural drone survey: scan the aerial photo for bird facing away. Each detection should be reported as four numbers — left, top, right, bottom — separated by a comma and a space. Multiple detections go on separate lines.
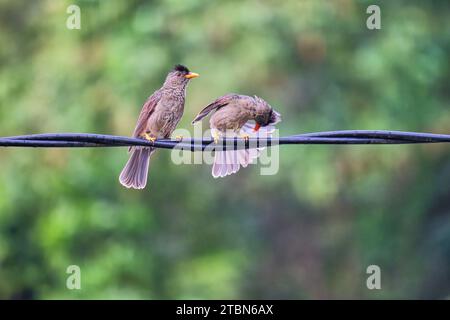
119, 64, 199, 189
192, 94, 281, 178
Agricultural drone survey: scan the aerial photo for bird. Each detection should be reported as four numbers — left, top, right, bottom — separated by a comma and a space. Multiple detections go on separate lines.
192, 94, 281, 178
119, 64, 199, 189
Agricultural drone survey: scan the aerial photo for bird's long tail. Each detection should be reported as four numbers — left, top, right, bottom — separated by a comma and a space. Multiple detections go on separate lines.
212, 123, 275, 178
119, 147, 154, 189
212, 147, 259, 178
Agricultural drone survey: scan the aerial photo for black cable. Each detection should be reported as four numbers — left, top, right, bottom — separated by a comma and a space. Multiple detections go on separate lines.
0, 130, 449, 151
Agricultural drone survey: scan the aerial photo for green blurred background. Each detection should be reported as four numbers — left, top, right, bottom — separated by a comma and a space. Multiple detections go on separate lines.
0, 0, 449, 299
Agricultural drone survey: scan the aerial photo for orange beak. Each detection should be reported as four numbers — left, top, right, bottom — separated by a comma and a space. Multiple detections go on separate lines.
185, 72, 199, 79
253, 123, 261, 132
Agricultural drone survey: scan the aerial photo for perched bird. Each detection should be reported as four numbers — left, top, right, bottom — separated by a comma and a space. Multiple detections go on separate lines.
192, 94, 281, 178
119, 64, 199, 189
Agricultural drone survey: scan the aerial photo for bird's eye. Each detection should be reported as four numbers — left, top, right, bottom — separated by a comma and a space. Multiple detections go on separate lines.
255, 115, 266, 125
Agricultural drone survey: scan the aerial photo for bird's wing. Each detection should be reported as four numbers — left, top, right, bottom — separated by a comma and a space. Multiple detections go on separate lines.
192, 94, 239, 124
132, 90, 162, 138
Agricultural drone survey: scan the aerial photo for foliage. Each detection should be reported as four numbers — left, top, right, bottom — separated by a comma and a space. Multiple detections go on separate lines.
0, 0, 449, 299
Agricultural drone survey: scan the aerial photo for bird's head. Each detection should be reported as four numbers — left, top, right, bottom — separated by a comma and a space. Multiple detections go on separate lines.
253, 96, 282, 131
164, 64, 199, 87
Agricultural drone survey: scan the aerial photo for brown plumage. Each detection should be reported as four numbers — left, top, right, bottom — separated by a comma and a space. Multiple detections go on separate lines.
192, 94, 281, 178
119, 65, 199, 189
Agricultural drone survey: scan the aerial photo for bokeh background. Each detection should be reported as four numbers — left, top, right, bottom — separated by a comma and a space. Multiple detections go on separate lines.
0, 0, 449, 299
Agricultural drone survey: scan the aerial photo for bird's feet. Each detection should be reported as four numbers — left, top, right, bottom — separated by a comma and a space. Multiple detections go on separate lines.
212, 131, 220, 144
174, 135, 183, 142
240, 133, 250, 142
143, 133, 157, 143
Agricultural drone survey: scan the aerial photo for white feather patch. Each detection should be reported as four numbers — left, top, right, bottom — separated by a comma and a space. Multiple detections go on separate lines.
211, 121, 275, 178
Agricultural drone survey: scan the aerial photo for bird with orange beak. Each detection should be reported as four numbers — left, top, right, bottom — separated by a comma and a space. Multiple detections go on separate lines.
192, 94, 281, 178
119, 64, 199, 189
